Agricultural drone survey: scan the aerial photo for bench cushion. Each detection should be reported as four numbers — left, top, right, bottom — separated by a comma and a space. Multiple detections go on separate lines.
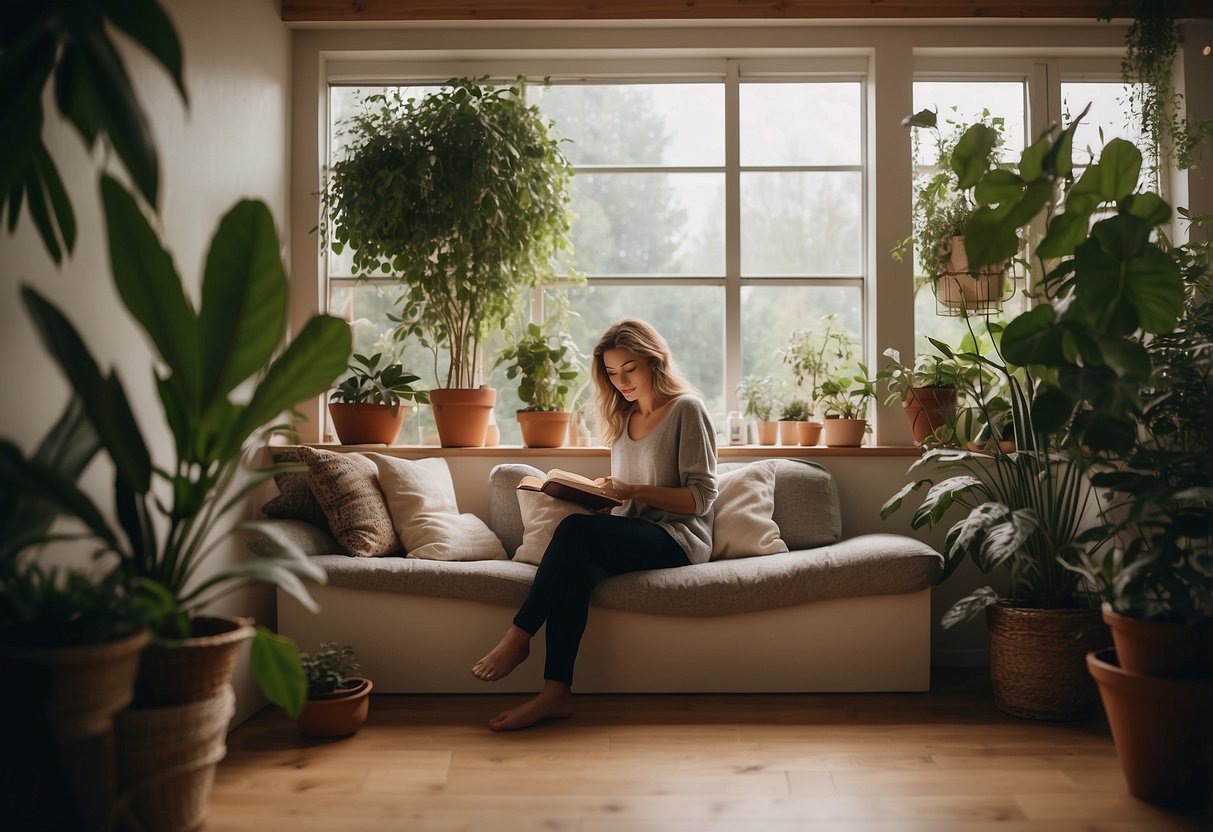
309, 533, 941, 617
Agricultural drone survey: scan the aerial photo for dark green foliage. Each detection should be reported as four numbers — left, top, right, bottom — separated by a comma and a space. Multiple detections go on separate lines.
301, 642, 360, 695
331, 353, 429, 409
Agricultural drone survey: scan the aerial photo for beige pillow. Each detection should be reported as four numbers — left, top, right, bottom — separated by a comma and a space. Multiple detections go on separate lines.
513, 489, 594, 565
368, 454, 506, 561
711, 460, 788, 560
296, 446, 400, 557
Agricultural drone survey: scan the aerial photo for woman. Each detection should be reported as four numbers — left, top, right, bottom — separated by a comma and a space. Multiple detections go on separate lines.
472, 318, 718, 731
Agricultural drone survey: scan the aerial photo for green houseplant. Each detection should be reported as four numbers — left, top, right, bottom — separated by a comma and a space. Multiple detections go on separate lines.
818, 367, 875, 447
2, 176, 350, 713
328, 352, 429, 445
736, 374, 783, 445
876, 341, 968, 446
892, 109, 1014, 314
321, 77, 576, 447
779, 313, 856, 418
296, 642, 372, 738
494, 312, 584, 448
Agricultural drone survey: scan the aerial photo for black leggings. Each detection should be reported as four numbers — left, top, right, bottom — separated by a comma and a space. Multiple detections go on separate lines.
513, 513, 690, 686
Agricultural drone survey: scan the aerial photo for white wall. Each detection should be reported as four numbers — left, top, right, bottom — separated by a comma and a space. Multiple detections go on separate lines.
0, 0, 292, 724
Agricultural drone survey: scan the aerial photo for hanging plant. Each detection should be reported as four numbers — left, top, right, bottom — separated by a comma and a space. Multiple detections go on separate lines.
1112, 1, 1212, 184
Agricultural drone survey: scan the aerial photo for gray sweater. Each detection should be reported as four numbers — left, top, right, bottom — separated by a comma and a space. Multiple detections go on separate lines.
611, 396, 718, 565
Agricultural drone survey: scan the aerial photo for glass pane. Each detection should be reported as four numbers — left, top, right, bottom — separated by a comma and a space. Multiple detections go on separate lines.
912, 81, 1027, 166
740, 285, 862, 393
555, 285, 725, 437
531, 83, 724, 166
569, 173, 724, 276
911, 81, 1028, 348
1062, 81, 1147, 167
741, 172, 862, 275
740, 82, 862, 166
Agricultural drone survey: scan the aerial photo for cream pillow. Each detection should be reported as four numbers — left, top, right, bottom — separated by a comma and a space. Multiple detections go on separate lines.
513, 489, 594, 565
711, 460, 788, 560
296, 446, 400, 557
367, 454, 506, 561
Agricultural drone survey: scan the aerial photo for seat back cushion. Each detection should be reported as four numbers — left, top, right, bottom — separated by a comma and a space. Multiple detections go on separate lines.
489, 463, 544, 557
719, 458, 841, 549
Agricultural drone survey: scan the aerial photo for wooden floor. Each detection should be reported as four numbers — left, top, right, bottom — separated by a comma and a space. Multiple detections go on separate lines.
207, 669, 1208, 831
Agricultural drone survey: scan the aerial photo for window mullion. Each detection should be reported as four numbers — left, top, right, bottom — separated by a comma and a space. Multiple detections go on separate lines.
725, 60, 742, 413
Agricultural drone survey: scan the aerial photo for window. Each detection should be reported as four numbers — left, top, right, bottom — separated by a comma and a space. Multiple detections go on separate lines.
325, 70, 867, 441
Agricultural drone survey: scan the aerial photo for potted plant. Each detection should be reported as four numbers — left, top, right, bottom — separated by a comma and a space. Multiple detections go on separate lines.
779, 313, 856, 420
892, 108, 1015, 314
777, 398, 815, 446
321, 77, 576, 447
817, 367, 875, 447
876, 342, 966, 446
494, 303, 585, 448
328, 352, 429, 445
295, 642, 373, 738
736, 374, 782, 446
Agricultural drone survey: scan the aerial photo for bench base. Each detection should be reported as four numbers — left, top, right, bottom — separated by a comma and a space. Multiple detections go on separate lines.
278, 586, 931, 693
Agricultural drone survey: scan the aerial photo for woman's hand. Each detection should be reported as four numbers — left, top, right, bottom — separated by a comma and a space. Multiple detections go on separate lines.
594, 476, 636, 501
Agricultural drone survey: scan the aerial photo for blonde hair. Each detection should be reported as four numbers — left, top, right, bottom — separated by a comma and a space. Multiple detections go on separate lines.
591, 318, 698, 445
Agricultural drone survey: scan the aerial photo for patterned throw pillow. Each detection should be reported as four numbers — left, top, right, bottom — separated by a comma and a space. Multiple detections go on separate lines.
261, 451, 330, 531
296, 446, 401, 557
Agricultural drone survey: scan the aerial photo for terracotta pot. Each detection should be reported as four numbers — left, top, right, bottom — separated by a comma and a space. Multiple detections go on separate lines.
1087, 648, 1213, 808
777, 421, 800, 446
517, 410, 572, 448
1102, 606, 1213, 678
296, 677, 373, 738
755, 421, 778, 446
902, 387, 957, 444
133, 616, 254, 708
328, 401, 407, 445
935, 236, 1008, 311
986, 603, 1110, 721
822, 418, 866, 447
430, 387, 496, 447
797, 421, 823, 446
1, 629, 148, 832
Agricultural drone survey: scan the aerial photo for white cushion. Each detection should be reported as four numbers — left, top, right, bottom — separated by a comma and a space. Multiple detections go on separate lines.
710, 460, 789, 560
367, 454, 506, 561
513, 489, 594, 565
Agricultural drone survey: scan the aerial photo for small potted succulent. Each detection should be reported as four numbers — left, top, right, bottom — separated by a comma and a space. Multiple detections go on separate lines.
778, 398, 813, 446
329, 352, 429, 445
296, 642, 373, 738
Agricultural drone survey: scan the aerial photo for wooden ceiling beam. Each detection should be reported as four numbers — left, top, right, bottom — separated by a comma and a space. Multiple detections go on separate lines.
281, 1, 1212, 24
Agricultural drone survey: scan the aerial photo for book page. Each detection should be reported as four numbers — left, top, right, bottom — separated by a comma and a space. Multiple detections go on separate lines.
544, 468, 601, 488
517, 474, 544, 491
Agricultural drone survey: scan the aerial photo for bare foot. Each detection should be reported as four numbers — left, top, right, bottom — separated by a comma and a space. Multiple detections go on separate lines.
471, 626, 531, 682
489, 681, 573, 732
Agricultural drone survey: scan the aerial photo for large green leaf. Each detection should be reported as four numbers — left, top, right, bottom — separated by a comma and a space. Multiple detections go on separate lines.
228, 316, 351, 455
250, 627, 306, 719
951, 124, 997, 189
20, 286, 152, 493
101, 175, 201, 409
1001, 304, 1062, 367
198, 200, 288, 404
103, 0, 186, 101
0, 445, 119, 551
1093, 139, 1142, 202
976, 509, 1038, 573
912, 476, 987, 529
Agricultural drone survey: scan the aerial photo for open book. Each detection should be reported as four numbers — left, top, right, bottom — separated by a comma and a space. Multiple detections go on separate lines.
517, 468, 623, 511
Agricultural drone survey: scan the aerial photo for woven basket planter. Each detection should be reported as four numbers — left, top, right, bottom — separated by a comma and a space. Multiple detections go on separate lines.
116, 684, 236, 832
987, 602, 1110, 721
133, 616, 254, 707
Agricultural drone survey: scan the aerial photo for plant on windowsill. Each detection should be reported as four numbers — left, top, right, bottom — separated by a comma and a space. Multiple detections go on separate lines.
817, 368, 875, 448
736, 374, 783, 446
296, 642, 373, 738
494, 305, 585, 448
328, 352, 429, 445
892, 108, 1017, 315
779, 313, 857, 420
875, 341, 968, 446
320, 77, 577, 447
